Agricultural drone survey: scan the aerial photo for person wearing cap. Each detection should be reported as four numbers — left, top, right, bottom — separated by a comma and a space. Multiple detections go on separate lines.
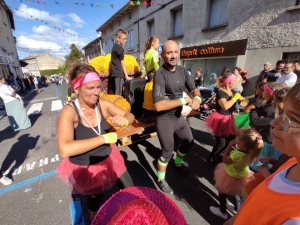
255, 62, 271, 87
152, 40, 202, 194
56, 64, 135, 220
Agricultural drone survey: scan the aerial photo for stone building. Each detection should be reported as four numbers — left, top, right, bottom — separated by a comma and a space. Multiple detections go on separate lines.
22, 53, 65, 76
97, 0, 300, 96
82, 36, 103, 63
0, 0, 23, 78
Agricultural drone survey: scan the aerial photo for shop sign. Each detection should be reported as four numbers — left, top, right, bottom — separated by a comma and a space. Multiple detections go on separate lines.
180, 39, 247, 59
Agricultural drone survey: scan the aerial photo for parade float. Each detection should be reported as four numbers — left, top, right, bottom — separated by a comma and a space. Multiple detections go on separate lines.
89, 54, 140, 93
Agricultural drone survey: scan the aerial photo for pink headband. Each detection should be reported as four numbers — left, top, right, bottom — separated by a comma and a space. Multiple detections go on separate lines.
222, 74, 236, 85
264, 85, 274, 96
72, 72, 100, 89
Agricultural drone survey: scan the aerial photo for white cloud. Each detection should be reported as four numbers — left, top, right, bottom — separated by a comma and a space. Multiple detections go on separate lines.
67, 13, 85, 27
14, 4, 85, 28
17, 35, 62, 49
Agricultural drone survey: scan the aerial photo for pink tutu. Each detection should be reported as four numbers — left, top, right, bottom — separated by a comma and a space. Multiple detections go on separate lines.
214, 163, 254, 196
205, 111, 237, 137
56, 144, 127, 195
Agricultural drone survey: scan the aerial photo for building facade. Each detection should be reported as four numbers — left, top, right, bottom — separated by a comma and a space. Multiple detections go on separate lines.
97, 0, 300, 96
82, 37, 103, 63
0, 0, 23, 78
22, 53, 65, 76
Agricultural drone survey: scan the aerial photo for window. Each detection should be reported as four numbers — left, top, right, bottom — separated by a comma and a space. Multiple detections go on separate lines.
297, 0, 300, 5
172, 8, 183, 37
148, 20, 155, 37
103, 42, 108, 54
128, 30, 134, 50
209, 0, 228, 27
119, 19, 121, 26
129, 12, 131, 20
110, 39, 115, 52
282, 52, 300, 61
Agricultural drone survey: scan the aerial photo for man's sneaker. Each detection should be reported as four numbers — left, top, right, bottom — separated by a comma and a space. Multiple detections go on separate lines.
173, 163, 190, 176
226, 202, 237, 214
209, 206, 228, 220
157, 179, 173, 194
0, 176, 12, 186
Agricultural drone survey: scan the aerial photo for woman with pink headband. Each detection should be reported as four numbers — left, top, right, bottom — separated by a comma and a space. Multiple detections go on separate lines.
56, 64, 135, 220
206, 72, 248, 166
249, 82, 284, 143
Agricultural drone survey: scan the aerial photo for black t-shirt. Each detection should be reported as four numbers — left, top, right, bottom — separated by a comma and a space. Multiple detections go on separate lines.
194, 73, 203, 86
111, 43, 124, 78
153, 65, 196, 118
215, 90, 236, 115
264, 69, 282, 82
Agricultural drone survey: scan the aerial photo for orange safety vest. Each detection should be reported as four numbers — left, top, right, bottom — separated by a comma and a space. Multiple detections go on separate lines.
235, 158, 300, 225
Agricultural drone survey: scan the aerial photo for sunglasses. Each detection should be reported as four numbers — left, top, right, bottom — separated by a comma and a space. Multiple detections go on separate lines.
281, 113, 300, 132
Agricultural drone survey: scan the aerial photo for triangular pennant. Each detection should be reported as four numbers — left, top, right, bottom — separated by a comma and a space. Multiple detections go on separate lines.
26, 0, 29, 3
75, 2, 78, 5
43, 0, 46, 5
110, 4, 114, 8
103, 3, 106, 6
62, 2, 65, 4
81, 3, 84, 6
31, 0, 35, 2
136, 0, 140, 5
90, 3, 93, 7
130, 1, 134, 5
96, 3, 100, 7
36, 0, 40, 3
143, 0, 147, 5
55, 2, 59, 5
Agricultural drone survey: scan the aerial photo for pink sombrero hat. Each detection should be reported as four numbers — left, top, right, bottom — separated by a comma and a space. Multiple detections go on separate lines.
91, 186, 187, 225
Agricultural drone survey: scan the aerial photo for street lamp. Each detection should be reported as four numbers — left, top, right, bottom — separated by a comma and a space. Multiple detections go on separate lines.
97, 31, 105, 56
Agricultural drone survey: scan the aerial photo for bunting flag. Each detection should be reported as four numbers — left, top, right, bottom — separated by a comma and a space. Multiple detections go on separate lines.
13, 0, 154, 7
14, 8, 88, 39
16, 46, 86, 51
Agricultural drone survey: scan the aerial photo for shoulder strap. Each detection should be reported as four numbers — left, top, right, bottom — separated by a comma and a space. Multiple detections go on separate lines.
72, 101, 82, 123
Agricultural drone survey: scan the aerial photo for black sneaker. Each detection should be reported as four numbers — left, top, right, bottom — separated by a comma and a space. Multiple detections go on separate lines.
157, 179, 173, 194
173, 163, 190, 176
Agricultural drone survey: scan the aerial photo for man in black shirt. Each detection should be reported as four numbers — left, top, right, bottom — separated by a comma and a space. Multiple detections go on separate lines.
110, 29, 132, 95
263, 60, 285, 82
16, 75, 24, 93
153, 40, 202, 194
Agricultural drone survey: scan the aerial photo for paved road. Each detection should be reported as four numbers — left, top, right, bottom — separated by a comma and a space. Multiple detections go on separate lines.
0, 83, 233, 225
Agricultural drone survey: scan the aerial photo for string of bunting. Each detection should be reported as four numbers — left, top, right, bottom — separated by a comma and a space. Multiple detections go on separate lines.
10, 0, 155, 7
16, 46, 86, 51
13, 8, 89, 38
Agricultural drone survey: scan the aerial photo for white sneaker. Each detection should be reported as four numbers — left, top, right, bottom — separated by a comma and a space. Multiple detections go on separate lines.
0, 176, 12, 185
226, 202, 237, 214
209, 206, 228, 219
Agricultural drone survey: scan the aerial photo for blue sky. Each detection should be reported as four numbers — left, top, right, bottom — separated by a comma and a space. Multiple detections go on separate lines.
6, 0, 130, 59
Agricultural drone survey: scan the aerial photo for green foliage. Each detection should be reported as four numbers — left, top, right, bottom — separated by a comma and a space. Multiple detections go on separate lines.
65, 43, 84, 66
57, 64, 66, 74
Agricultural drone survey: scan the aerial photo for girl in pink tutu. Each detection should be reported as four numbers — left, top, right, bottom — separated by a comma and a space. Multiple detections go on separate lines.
206, 72, 248, 166
56, 64, 135, 220
210, 128, 263, 219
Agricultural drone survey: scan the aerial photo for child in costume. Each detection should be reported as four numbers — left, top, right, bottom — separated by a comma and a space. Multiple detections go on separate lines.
249, 82, 284, 143
210, 128, 263, 220
224, 83, 300, 225
206, 72, 248, 166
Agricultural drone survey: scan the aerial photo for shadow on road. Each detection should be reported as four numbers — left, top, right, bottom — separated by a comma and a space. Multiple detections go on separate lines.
0, 134, 40, 179
0, 126, 19, 143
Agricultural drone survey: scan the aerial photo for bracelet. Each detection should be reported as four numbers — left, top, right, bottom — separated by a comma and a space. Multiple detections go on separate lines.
179, 98, 186, 106
124, 118, 129, 127
194, 96, 202, 104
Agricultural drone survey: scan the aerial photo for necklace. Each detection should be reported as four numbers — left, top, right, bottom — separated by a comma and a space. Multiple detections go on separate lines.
82, 108, 94, 119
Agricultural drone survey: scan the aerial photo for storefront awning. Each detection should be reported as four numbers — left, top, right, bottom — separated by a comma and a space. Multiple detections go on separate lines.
19, 59, 28, 67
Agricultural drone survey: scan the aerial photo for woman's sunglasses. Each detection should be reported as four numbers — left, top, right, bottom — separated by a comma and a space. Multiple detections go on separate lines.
280, 113, 300, 132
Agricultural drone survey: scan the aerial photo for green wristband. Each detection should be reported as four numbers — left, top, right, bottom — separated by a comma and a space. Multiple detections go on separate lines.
194, 96, 202, 104
179, 98, 186, 106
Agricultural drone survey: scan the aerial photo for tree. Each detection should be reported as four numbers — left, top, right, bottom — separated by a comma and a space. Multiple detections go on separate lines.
57, 64, 66, 74
65, 43, 84, 66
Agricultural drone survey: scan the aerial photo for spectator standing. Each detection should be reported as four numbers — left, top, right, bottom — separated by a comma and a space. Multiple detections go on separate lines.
263, 60, 285, 82
277, 62, 297, 87
110, 29, 132, 95
16, 75, 24, 94
23, 75, 31, 92
232, 67, 243, 113
255, 62, 271, 86
294, 60, 300, 80
33, 76, 40, 93
143, 36, 160, 76
194, 68, 203, 90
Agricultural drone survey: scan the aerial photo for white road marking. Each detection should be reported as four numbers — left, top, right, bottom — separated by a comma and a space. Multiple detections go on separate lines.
51, 100, 63, 111
27, 103, 43, 115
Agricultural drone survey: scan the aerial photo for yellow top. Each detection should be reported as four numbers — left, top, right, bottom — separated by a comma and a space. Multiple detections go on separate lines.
142, 82, 155, 111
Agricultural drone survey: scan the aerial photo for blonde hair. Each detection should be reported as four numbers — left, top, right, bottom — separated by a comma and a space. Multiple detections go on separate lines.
144, 36, 159, 57
237, 128, 264, 163
262, 82, 284, 106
